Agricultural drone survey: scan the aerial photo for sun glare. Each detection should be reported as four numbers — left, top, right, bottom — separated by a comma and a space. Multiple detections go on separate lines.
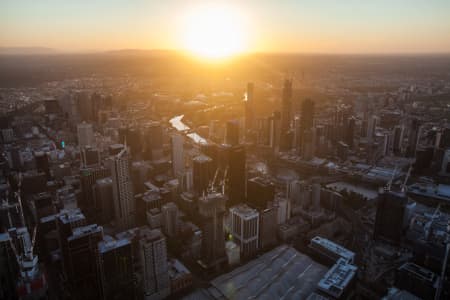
182, 4, 247, 60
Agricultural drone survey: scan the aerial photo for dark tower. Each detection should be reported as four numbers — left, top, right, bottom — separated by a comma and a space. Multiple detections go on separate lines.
245, 82, 255, 132
280, 79, 293, 151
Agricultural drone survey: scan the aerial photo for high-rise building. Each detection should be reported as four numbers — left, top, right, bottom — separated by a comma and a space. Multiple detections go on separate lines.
259, 207, 277, 249
246, 177, 275, 209
93, 177, 114, 225
161, 202, 178, 238
77, 122, 95, 148
230, 204, 259, 258
111, 148, 135, 230
225, 120, 240, 146
65, 224, 104, 300
139, 228, 170, 300
245, 82, 255, 132
270, 111, 281, 152
280, 79, 293, 151
227, 145, 246, 206
374, 191, 408, 244
81, 146, 100, 168
0, 232, 18, 300
192, 154, 213, 196
79, 165, 110, 219
34, 151, 50, 179
300, 98, 315, 134
144, 121, 164, 160
171, 133, 184, 177
198, 192, 227, 269
97, 238, 135, 300
407, 118, 422, 157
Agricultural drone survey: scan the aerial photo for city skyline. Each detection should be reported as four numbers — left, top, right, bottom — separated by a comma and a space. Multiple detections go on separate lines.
2, 0, 450, 56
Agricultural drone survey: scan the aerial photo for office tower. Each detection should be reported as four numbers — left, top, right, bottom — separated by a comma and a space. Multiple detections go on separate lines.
288, 180, 310, 208
109, 143, 124, 156
226, 119, 240, 146
139, 229, 170, 300
280, 79, 293, 151
77, 122, 95, 148
81, 146, 100, 167
131, 161, 151, 194
373, 191, 407, 244
34, 151, 50, 178
407, 118, 422, 157
98, 238, 135, 300
275, 196, 291, 224
440, 149, 450, 177
93, 177, 114, 225
171, 133, 184, 177
111, 148, 135, 230
79, 165, 110, 219
161, 202, 178, 238
230, 204, 259, 258
366, 115, 378, 141
227, 145, 246, 206
256, 117, 271, 146
382, 133, 391, 156
393, 125, 404, 155
198, 192, 227, 269
193, 154, 213, 196
65, 224, 103, 299
259, 207, 277, 249
144, 121, 164, 160
245, 82, 255, 132
246, 177, 275, 209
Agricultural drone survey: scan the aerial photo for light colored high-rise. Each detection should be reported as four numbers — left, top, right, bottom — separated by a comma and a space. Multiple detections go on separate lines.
171, 133, 184, 177
139, 228, 170, 300
366, 115, 378, 141
161, 202, 178, 237
111, 148, 135, 230
230, 204, 259, 258
77, 122, 94, 148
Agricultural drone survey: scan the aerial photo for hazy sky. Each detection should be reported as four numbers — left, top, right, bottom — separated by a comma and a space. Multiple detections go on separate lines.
2, 0, 450, 54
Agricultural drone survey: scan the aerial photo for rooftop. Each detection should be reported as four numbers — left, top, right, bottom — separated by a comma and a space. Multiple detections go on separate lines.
230, 204, 259, 219
206, 245, 328, 300
98, 238, 130, 254
317, 258, 357, 298
311, 236, 355, 262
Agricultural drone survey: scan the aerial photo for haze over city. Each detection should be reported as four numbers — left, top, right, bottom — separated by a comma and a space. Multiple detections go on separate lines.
2, 0, 450, 55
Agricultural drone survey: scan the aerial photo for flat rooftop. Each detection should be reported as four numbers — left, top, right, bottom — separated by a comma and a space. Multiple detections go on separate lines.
206, 245, 328, 299
310, 236, 355, 262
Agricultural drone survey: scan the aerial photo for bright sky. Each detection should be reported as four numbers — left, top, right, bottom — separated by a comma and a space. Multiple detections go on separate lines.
1, 0, 450, 54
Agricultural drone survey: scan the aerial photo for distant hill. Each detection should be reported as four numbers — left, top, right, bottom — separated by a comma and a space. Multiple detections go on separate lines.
0, 47, 58, 55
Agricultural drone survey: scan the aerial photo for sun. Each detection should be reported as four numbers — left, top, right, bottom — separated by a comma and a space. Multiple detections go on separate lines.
182, 4, 247, 59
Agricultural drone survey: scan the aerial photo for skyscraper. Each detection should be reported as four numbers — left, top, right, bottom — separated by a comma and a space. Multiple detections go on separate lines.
198, 192, 227, 269
280, 79, 293, 151
79, 165, 110, 220
111, 148, 135, 230
97, 238, 135, 300
65, 224, 104, 299
225, 119, 240, 146
374, 191, 407, 244
192, 154, 213, 196
227, 145, 246, 206
230, 204, 259, 258
246, 177, 275, 209
393, 125, 404, 155
77, 122, 95, 148
171, 133, 184, 177
139, 228, 170, 300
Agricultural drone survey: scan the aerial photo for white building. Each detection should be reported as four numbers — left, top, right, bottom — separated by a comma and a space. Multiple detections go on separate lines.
111, 148, 135, 230
77, 122, 94, 148
139, 229, 170, 300
230, 204, 259, 258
